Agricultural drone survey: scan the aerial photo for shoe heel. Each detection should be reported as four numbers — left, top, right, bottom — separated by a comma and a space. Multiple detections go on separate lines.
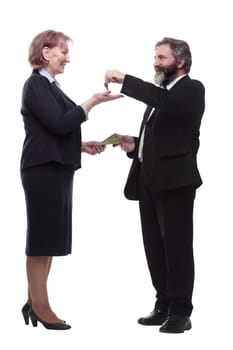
29, 310, 38, 327
22, 303, 31, 325
22, 312, 29, 325
31, 319, 38, 327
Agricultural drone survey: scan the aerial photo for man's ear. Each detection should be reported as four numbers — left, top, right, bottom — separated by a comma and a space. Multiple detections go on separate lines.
177, 59, 185, 69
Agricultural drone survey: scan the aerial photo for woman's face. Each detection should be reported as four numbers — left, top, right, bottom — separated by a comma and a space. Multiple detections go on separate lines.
42, 41, 70, 77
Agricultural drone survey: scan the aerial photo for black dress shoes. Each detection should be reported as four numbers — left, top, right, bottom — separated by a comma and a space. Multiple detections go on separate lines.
28, 308, 71, 330
159, 315, 192, 333
22, 303, 31, 325
138, 309, 168, 326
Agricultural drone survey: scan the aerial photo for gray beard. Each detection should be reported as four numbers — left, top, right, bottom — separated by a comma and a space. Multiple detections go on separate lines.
153, 71, 166, 86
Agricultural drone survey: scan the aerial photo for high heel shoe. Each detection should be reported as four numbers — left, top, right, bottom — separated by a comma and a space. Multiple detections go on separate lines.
22, 303, 31, 325
28, 308, 71, 330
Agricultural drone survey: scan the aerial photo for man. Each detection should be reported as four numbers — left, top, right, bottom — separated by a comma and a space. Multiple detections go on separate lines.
105, 37, 205, 333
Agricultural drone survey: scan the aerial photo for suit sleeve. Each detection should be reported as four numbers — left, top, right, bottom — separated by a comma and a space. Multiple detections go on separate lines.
22, 75, 86, 135
126, 137, 139, 159
121, 74, 167, 107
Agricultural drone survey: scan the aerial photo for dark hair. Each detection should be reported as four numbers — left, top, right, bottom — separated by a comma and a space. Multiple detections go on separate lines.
155, 37, 192, 73
28, 30, 72, 68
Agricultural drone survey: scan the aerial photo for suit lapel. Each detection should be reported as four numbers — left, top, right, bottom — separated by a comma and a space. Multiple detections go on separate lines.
51, 82, 76, 107
139, 106, 154, 135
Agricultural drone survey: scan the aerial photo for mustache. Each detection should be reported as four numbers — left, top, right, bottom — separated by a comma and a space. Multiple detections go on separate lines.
154, 67, 164, 73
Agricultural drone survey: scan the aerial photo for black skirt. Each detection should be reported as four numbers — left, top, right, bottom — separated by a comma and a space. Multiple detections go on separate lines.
21, 162, 74, 256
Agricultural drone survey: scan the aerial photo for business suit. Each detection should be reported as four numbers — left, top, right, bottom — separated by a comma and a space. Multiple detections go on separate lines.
21, 69, 86, 171
121, 74, 205, 316
20, 69, 87, 256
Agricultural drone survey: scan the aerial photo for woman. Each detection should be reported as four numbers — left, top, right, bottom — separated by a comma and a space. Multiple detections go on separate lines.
20, 29, 122, 330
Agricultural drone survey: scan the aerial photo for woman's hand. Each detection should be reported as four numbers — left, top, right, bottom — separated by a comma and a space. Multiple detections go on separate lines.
81, 141, 106, 155
93, 90, 124, 102
82, 90, 124, 112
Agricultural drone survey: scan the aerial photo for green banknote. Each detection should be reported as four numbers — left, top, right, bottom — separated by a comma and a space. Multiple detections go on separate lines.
100, 133, 121, 145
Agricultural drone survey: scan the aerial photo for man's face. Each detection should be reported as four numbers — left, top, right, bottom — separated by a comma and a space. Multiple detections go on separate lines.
153, 43, 179, 86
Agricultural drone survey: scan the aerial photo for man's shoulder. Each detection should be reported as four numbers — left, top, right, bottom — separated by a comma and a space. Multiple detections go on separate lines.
183, 76, 205, 90
172, 76, 205, 95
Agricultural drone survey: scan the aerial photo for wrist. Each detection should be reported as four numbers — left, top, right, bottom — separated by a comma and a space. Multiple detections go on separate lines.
119, 73, 125, 83
82, 96, 97, 112
81, 142, 87, 152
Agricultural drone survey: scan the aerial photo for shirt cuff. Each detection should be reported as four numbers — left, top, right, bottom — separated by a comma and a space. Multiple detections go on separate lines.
80, 104, 89, 120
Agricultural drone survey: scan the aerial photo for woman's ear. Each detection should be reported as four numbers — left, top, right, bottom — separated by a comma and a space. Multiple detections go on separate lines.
42, 46, 50, 62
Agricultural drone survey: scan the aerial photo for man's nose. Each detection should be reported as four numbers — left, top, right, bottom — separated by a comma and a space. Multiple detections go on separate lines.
153, 60, 160, 69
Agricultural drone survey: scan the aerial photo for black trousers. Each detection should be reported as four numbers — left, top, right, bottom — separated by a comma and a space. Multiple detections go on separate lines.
139, 175, 196, 316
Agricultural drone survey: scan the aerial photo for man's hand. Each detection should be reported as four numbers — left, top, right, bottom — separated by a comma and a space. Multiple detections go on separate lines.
116, 135, 135, 153
104, 70, 125, 85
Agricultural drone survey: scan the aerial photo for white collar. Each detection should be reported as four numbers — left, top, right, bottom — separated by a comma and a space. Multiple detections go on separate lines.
166, 74, 187, 90
154, 74, 187, 90
38, 68, 55, 83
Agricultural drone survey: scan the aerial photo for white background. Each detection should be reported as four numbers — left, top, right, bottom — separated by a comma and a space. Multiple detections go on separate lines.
0, 0, 232, 348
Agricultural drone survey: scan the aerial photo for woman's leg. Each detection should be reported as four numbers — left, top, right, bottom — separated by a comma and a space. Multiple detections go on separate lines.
26, 256, 60, 323
26, 256, 52, 306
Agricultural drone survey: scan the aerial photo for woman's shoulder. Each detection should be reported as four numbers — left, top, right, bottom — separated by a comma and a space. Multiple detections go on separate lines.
23, 70, 51, 93
33, 70, 50, 82
25, 70, 49, 86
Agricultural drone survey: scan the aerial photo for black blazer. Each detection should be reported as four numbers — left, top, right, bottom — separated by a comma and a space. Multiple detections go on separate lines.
20, 70, 86, 170
122, 74, 205, 198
